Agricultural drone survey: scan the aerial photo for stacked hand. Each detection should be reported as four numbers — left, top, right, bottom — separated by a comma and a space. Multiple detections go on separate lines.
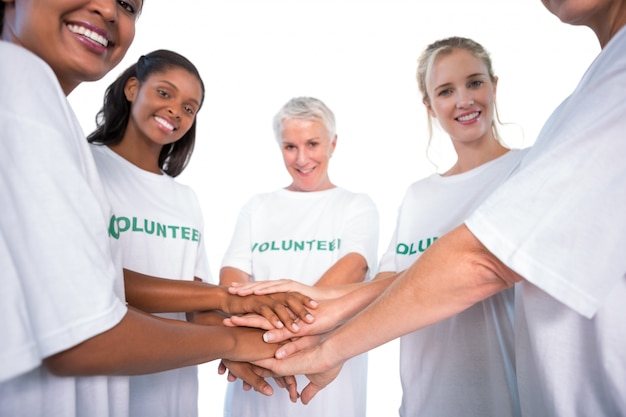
220, 280, 350, 403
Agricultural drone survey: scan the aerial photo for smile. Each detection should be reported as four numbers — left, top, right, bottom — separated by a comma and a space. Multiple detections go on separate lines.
155, 116, 176, 132
457, 111, 480, 122
67, 24, 109, 48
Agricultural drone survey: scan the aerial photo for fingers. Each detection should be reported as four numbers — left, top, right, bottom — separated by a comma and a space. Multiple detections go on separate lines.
300, 382, 323, 405
225, 313, 275, 330
217, 360, 227, 375
229, 279, 297, 296
275, 334, 324, 359
221, 361, 274, 396
283, 375, 300, 403
262, 326, 299, 344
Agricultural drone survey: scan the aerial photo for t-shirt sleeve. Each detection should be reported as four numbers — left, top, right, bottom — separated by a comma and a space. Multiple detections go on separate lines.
0, 48, 126, 382
220, 199, 254, 275
377, 220, 400, 274
0, 118, 127, 382
339, 194, 380, 279
466, 63, 626, 318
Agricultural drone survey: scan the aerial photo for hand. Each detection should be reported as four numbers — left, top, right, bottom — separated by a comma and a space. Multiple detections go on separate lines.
225, 327, 282, 362
260, 298, 344, 343
218, 359, 274, 396
218, 359, 300, 402
223, 291, 318, 333
254, 341, 344, 405
229, 279, 332, 300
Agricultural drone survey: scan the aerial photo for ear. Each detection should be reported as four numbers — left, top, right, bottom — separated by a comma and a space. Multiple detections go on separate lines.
330, 134, 338, 153
423, 98, 436, 118
492, 75, 499, 97
124, 77, 139, 102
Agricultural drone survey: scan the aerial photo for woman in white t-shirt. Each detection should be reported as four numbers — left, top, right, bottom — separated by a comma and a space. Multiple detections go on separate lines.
0, 2, 309, 417
219, 97, 379, 417
87, 51, 318, 416
253, 2, 626, 416
374, 36, 526, 417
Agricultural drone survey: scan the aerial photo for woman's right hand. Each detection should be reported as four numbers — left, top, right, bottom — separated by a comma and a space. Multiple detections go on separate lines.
229, 279, 334, 300
223, 290, 318, 333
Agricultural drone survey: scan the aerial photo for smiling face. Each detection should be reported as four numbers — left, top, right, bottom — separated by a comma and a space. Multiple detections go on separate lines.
2, 0, 141, 94
424, 48, 498, 148
123, 66, 203, 152
279, 118, 337, 192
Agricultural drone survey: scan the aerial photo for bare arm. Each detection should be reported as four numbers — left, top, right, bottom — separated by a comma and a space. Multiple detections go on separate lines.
44, 307, 278, 377
124, 269, 316, 330
125, 269, 229, 313
220, 266, 252, 286
227, 253, 371, 301
262, 225, 523, 402
314, 252, 368, 287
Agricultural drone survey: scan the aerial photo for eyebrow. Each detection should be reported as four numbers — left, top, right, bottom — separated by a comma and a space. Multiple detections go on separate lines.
433, 72, 487, 91
159, 80, 201, 106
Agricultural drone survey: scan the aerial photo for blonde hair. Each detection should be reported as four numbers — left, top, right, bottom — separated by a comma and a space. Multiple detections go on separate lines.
416, 36, 504, 144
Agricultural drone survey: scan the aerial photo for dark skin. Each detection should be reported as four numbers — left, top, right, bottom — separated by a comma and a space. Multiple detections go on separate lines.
123, 270, 317, 396
124, 269, 317, 332
44, 306, 280, 376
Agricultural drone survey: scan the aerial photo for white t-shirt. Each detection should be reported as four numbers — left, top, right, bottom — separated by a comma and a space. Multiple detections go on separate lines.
221, 187, 379, 417
465, 26, 626, 416
0, 42, 129, 416
91, 144, 212, 417
379, 149, 527, 417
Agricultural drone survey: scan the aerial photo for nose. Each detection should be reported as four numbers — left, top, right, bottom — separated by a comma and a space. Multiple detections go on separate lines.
296, 148, 308, 165
456, 89, 474, 109
168, 107, 181, 120
91, 0, 118, 23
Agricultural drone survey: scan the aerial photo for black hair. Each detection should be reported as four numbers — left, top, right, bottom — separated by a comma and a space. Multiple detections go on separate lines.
88, 49, 205, 177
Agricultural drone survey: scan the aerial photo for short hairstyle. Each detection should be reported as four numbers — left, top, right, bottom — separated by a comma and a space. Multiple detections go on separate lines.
272, 96, 336, 143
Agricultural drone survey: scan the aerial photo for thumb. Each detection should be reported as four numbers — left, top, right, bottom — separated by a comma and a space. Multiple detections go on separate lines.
300, 382, 323, 405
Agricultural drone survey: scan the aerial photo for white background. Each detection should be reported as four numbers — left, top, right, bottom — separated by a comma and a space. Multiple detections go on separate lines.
70, 1, 600, 415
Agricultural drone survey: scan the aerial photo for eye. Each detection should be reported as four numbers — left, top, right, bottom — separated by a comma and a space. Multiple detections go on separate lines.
184, 105, 196, 116
437, 88, 453, 97
308, 141, 319, 148
468, 80, 484, 88
157, 89, 169, 98
117, 1, 136, 15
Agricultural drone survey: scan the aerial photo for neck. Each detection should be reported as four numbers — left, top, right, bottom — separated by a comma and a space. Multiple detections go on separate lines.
443, 140, 509, 176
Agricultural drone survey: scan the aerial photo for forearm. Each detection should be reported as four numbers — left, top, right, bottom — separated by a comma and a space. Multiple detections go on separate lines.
322, 225, 522, 364
44, 307, 274, 376
315, 252, 368, 287
124, 269, 228, 313
220, 266, 251, 286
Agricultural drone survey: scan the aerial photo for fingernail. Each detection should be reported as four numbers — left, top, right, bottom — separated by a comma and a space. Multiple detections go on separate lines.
291, 322, 300, 332
263, 386, 273, 396
275, 349, 285, 359
263, 332, 275, 342
310, 300, 319, 307
276, 321, 284, 329
306, 314, 314, 322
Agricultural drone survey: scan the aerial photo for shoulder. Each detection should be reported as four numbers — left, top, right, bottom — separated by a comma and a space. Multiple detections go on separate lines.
332, 187, 378, 211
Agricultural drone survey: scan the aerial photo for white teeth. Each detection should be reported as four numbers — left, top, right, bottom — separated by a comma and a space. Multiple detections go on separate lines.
155, 116, 175, 131
457, 112, 479, 122
67, 24, 109, 47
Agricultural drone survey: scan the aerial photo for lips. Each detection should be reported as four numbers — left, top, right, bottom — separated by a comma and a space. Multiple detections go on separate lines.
456, 111, 480, 122
154, 116, 177, 132
66, 23, 110, 48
